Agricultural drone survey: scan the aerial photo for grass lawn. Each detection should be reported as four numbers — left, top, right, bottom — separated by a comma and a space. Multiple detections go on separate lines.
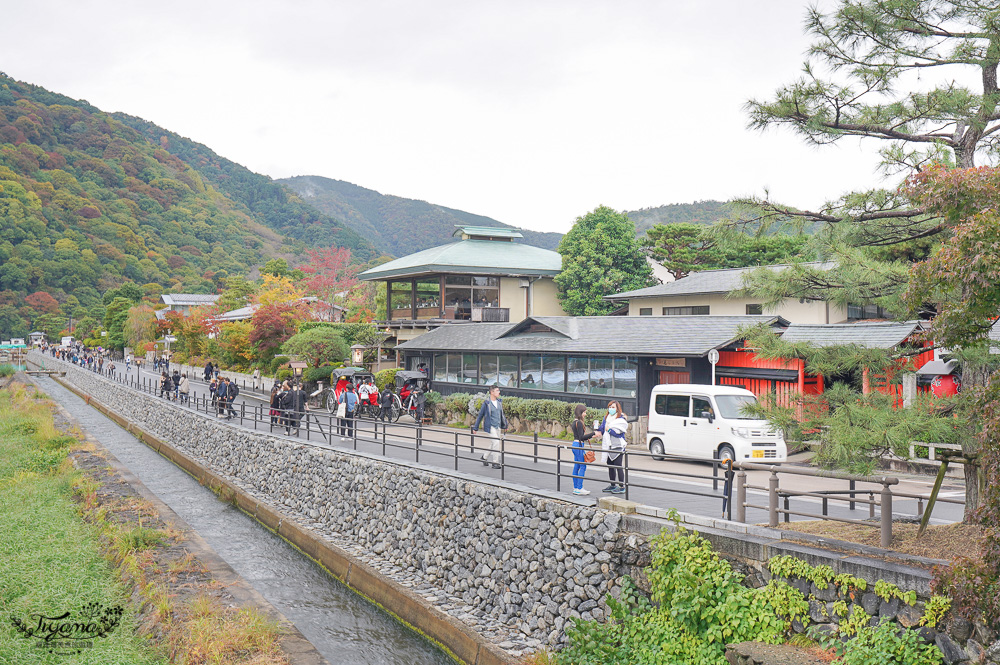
0, 384, 166, 665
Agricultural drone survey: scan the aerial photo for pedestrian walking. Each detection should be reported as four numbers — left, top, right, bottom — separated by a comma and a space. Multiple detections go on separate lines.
224, 377, 239, 419
596, 401, 629, 494
338, 382, 358, 438
378, 384, 394, 422
278, 381, 293, 433
209, 377, 219, 410
269, 384, 281, 425
178, 373, 190, 405
471, 384, 507, 469
252, 368, 261, 391
216, 376, 229, 418
172, 369, 181, 401
288, 382, 307, 435
565, 404, 597, 496
204, 361, 213, 383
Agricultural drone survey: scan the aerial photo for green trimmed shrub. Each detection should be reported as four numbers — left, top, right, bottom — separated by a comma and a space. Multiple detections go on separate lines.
375, 368, 400, 391
0, 364, 15, 378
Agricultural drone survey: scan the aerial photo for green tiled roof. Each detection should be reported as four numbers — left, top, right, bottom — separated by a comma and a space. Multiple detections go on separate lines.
453, 225, 524, 239
359, 239, 562, 281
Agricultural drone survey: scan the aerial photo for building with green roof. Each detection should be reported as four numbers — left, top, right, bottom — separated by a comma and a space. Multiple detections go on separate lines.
359, 226, 567, 343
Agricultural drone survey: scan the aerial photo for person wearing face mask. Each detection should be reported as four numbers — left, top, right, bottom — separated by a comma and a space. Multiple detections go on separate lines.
595, 400, 628, 494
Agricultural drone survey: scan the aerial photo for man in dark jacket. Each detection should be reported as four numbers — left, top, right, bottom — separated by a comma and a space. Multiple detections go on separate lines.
171, 370, 181, 401
379, 384, 394, 422
224, 377, 239, 419
216, 377, 229, 418
204, 361, 213, 382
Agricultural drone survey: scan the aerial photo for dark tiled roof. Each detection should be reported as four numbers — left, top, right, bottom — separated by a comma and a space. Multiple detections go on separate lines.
396, 315, 787, 357
780, 321, 923, 349
606, 262, 835, 300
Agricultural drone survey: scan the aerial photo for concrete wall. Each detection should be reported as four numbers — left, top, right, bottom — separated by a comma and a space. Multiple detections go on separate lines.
627, 295, 848, 324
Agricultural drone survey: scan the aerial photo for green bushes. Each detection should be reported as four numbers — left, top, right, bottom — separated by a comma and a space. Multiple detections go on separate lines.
302, 366, 335, 384
433, 391, 607, 428
558, 527, 802, 665
375, 368, 400, 391
0, 364, 15, 377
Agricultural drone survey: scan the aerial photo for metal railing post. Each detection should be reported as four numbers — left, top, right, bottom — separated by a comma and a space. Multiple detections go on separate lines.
768, 469, 779, 528
735, 469, 747, 522
849, 479, 856, 511
416, 422, 421, 463
352, 415, 357, 450
500, 434, 505, 481
783, 496, 790, 523
454, 431, 459, 471
881, 482, 893, 548
722, 460, 733, 520
533, 432, 538, 464
623, 451, 630, 501
240, 402, 244, 425
556, 445, 561, 492
869, 492, 875, 520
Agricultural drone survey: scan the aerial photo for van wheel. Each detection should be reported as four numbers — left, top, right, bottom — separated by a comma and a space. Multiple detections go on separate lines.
649, 439, 665, 461
718, 444, 736, 465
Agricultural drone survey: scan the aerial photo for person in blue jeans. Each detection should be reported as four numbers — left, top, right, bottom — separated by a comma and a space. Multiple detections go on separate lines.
567, 404, 596, 495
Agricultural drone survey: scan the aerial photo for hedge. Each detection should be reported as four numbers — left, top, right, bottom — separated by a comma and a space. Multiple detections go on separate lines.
438, 392, 608, 426
375, 368, 400, 391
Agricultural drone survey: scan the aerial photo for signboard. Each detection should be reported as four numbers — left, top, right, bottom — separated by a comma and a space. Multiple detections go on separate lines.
655, 357, 686, 368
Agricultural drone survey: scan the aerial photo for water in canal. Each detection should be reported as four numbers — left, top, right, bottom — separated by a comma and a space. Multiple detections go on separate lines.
37, 376, 455, 665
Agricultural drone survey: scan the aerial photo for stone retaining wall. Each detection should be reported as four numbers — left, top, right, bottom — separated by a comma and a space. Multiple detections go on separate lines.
33, 353, 631, 653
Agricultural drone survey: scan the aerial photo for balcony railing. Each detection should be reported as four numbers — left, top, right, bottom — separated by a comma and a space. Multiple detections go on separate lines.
471, 307, 509, 322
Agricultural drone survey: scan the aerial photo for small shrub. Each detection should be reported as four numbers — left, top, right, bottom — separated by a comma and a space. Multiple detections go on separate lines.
0, 364, 15, 377
375, 368, 400, 391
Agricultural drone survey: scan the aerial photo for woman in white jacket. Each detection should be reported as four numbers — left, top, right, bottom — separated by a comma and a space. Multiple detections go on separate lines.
595, 400, 628, 494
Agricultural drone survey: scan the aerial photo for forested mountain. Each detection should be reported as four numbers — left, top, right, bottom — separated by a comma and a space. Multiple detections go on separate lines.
116, 119, 376, 261
278, 175, 563, 255
0, 73, 372, 340
624, 200, 730, 235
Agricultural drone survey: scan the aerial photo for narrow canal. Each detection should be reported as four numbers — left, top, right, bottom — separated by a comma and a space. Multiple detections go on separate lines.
35, 376, 454, 665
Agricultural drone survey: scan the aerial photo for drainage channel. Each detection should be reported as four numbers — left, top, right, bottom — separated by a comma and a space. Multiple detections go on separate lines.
35, 375, 455, 665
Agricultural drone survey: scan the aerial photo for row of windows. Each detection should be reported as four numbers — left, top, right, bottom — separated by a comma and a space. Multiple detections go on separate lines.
431, 353, 638, 397
636, 305, 763, 316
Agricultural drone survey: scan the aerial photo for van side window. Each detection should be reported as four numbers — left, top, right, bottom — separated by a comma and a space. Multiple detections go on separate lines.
664, 395, 689, 417
692, 396, 713, 419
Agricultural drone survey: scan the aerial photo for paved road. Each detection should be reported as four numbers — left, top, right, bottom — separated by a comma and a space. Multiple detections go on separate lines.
51, 356, 969, 527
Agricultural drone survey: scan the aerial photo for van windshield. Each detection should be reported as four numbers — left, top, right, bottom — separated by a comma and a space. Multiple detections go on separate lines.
714, 394, 758, 420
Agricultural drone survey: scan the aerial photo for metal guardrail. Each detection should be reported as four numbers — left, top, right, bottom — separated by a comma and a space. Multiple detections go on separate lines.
34, 353, 737, 518
734, 461, 965, 548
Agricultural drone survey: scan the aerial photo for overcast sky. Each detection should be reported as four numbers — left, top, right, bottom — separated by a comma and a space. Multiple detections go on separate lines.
4, 0, 889, 234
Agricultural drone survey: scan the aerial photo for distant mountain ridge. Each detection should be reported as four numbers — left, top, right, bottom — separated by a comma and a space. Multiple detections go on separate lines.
279, 175, 564, 255
624, 200, 731, 235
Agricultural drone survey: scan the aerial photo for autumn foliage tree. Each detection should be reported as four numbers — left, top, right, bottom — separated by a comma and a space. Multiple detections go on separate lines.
249, 302, 304, 361
297, 246, 359, 309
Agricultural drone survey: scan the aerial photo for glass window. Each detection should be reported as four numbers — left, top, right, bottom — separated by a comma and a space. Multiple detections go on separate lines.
692, 396, 713, 419
664, 395, 690, 417
567, 357, 590, 393
498, 355, 518, 388
390, 281, 413, 320
415, 278, 441, 319
613, 357, 638, 397
715, 394, 758, 420
461, 353, 478, 383
664, 306, 710, 315
746, 304, 763, 315
639, 307, 652, 316
541, 356, 565, 392
654, 394, 668, 415
433, 354, 447, 382
590, 357, 613, 394
445, 353, 460, 383
445, 275, 472, 286
479, 355, 499, 385
520, 355, 541, 389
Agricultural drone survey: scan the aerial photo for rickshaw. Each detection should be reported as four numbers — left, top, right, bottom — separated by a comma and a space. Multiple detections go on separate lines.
322, 367, 375, 414
393, 370, 431, 422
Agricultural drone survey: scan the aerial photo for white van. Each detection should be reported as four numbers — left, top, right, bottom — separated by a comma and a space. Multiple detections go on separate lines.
646, 384, 786, 464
